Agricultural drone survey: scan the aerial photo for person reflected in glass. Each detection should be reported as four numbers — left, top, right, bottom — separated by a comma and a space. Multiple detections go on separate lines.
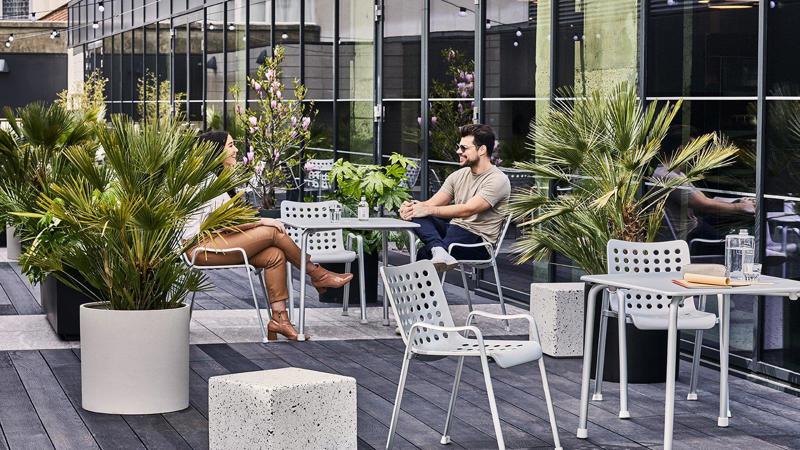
656, 127, 754, 243
184, 131, 353, 340
399, 124, 511, 271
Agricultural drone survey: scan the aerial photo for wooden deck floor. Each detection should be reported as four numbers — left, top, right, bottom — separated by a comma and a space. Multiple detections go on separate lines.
2, 262, 800, 449
2, 340, 800, 449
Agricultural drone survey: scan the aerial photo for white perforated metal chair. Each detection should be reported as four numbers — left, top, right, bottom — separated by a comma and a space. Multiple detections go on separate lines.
281, 200, 368, 323
444, 215, 513, 331
183, 247, 271, 343
593, 239, 722, 419
381, 260, 562, 450
305, 158, 334, 200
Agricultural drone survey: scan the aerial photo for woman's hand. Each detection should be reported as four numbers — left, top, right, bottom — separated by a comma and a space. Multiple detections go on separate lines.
259, 218, 286, 234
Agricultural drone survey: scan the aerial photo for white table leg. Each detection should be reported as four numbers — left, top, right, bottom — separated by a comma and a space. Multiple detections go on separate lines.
382, 230, 390, 326
578, 283, 605, 439
663, 297, 680, 450
297, 231, 310, 341
406, 230, 417, 263
718, 293, 730, 427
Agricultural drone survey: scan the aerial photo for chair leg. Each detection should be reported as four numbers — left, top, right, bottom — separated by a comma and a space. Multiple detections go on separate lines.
593, 293, 610, 401
688, 296, 707, 401
459, 264, 473, 313
246, 268, 269, 343
386, 346, 413, 450
358, 239, 367, 324
257, 269, 273, 321
616, 290, 630, 419
342, 261, 352, 316
539, 358, 563, 450
441, 356, 465, 445
479, 352, 505, 450
285, 263, 294, 324
491, 261, 510, 332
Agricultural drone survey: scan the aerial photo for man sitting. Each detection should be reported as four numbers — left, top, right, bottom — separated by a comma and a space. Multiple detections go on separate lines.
400, 124, 511, 271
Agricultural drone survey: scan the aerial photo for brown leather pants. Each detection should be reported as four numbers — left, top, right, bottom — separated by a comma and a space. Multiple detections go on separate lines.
187, 225, 304, 305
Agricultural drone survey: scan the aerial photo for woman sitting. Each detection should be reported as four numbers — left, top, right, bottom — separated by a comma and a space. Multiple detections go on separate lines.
185, 131, 352, 340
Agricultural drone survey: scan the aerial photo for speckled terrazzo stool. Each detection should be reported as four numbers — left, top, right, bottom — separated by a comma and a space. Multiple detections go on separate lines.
208, 368, 357, 450
530, 283, 585, 357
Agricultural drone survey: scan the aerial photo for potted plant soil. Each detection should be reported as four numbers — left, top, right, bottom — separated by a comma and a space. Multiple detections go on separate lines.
322, 153, 416, 304
29, 116, 252, 414
508, 84, 740, 383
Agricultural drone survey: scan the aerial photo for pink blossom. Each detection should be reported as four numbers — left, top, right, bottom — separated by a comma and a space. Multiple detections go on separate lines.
248, 116, 257, 127
417, 116, 422, 127
447, 50, 456, 61
246, 150, 255, 161
304, 161, 314, 172
265, 69, 275, 80
270, 100, 277, 109
249, 127, 257, 134
465, 73, 474, 82
457, 82, 466, 90
235, 105, 243, 115
291, 116, 298, 127
252, 81, 262, 91
458, 70, 466, 79
431, 116, 438, 125
457, 103, 464, 113
276, 90, 283, 100
243, 155, 249, 164
302, 117, 311, 130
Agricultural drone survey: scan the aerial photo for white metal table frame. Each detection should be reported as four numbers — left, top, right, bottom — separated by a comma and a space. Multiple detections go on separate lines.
577, 273, 800, 450
278, 217, 420, 341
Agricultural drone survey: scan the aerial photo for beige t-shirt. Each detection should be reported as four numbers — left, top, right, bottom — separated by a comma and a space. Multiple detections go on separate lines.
438, 166, 511, 243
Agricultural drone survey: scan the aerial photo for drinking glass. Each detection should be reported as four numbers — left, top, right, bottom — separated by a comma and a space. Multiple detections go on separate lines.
330, 204, 341, 223
742, 263, 762, 281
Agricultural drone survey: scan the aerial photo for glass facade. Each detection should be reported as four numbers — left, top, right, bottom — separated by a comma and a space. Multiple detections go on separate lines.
72, 0, 800, 385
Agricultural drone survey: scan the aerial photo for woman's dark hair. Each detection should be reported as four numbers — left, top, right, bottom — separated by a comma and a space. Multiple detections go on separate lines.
198, 131, 238, 198
459, 123, 496, 157
198, 131, 230, 154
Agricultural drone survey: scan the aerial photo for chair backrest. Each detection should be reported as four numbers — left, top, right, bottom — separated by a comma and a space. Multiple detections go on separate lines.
305, 159, 334, 190
281, 200, 346, 254
380, 260, 461, 352
492, 215, 514, 257
606, 239, 692, 314
401, 165, 421, 189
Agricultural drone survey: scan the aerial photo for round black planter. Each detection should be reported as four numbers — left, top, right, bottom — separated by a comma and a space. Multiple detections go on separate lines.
318, 251, 380, 304
587, 285, 680, 383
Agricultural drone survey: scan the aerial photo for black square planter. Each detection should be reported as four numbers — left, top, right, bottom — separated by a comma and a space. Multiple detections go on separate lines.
42, 273, 96, 341
319, 252, 380, 304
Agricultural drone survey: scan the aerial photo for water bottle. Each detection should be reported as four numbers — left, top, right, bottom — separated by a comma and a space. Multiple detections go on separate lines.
358, 196, 369, 221
329, 203, 341, 223
725, 229, 755, 280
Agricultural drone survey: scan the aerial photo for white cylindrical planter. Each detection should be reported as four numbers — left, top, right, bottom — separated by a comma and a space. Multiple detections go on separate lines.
80, 302, 190, 414
5, 226, 21, 260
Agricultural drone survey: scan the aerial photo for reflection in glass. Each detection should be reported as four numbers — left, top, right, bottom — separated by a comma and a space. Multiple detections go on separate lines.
226, 0, 247, 135
248, 0, 272, 100
188, 19, 204, 124
338, 0, 374, 162
206, 4, 225, 129
485, 0, 537, 99
384, 0, 421, 99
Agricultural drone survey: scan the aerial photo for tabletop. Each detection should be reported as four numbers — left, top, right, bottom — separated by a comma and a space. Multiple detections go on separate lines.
278, 217, 421, 231
767, 212, 800, 222
581, 272, 800, 298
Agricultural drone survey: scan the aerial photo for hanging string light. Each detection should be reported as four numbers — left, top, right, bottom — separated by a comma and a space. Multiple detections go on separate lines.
98, 1, 104, 11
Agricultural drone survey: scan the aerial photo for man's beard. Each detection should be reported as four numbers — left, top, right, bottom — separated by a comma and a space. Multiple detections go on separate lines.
460, 156, 478, 168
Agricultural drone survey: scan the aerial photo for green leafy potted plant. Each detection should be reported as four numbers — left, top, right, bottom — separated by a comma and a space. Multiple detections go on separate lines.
231, 45, 316, 213
0, 102, 98, 339
509, 83, 740, 382
322, 153, 416, 304
26, 116, 253, 414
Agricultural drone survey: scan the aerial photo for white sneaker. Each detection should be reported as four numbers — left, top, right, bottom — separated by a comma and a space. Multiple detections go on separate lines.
430, 246, 458, 272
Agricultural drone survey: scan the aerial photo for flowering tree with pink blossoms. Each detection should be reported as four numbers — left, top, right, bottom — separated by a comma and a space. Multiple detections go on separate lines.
232, 45, 316, 210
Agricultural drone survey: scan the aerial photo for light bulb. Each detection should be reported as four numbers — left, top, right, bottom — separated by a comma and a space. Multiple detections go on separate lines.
228, 23, 235, 31
281, 33, 288, 39
458, 7, 467, 16
485, 20, 491, 30
29, 12, 35, 20
98, 1, 104, 11
92, 21, 99, 29
516, 27, 522, 37
208, 23, 214, 30
4, 41, 10, 48
7, 34, 13, 42
513, 40, 519, 47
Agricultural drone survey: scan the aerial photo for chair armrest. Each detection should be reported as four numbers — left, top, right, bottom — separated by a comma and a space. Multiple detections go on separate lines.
346, 232, 364, 254
447, 241, 494, 255
189, 246, 248, 266
408, 322, 483, 344
466, 311, 541, 341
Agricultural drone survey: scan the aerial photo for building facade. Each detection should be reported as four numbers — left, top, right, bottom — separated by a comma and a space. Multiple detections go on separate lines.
67, 0, 800, 386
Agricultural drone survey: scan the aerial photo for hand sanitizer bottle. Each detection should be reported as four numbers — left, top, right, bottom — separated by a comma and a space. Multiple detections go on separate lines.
358, 196, 369, 221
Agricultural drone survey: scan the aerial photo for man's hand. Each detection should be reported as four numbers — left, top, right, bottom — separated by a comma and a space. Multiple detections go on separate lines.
259, 218, 286, 233
736, 198, 756, 215
401, 202, 435, 220
399, 200, 420, 221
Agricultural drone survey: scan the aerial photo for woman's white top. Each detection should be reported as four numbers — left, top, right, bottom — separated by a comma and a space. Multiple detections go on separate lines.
182, 192, 231, 241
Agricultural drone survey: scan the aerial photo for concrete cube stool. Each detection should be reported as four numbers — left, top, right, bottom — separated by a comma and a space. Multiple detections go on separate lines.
209, 368, 357, 450
531, 282, 585, 357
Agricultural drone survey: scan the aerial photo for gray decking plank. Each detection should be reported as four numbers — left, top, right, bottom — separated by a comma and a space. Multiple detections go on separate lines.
121, 415, 192, 450
8, 351, 98, 450
162, 407, 209, 450
195, 343, 263, 373
0, 264, 40, 314
39, 350, 146, 450
8, 263, 40, 305
317, 339, 551, 448
0, 353, 52, 449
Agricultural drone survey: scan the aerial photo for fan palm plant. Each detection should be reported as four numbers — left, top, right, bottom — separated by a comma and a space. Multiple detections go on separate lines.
0, 103, 97, 281
25, 116, 255, 310
509, 83, 740, 274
